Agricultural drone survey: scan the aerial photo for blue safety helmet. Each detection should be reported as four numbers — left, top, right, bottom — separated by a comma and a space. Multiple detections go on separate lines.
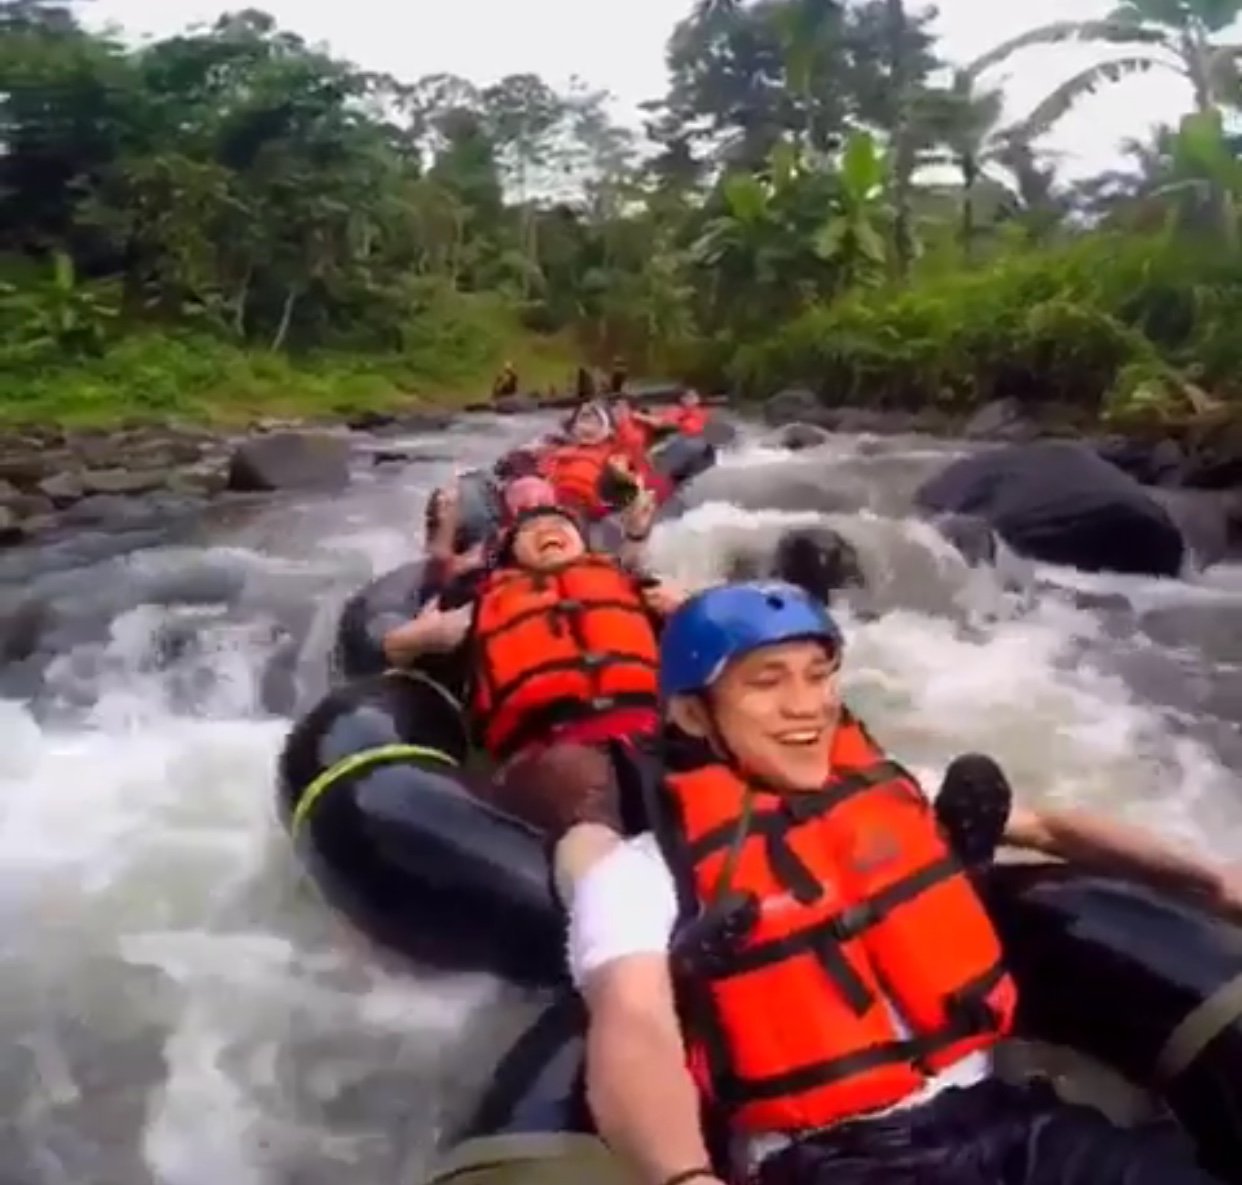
659, 582, 843, 700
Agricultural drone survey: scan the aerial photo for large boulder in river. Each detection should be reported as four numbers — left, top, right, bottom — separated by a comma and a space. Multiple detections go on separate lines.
724, 526, 864, 606
931, 513, 997, 566
962, 398, 1038, 442
763, 388, 828, 426
771, 527, 864, 604
763, 422, 833, 451
915, 442, 1185, 577
227, 431, 351, 492
1147, 487, 1240, 569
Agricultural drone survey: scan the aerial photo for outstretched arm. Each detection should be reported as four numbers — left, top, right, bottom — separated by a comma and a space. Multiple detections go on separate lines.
1004, 806, 1241, 914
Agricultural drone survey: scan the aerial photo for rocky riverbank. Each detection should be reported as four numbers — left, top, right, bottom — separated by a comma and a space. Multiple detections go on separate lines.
760, 388, 1242, 570
4, 386, 1240, 557
0, 409, 459, 549
760, 388, 1242, 491
0, 386, 690, 550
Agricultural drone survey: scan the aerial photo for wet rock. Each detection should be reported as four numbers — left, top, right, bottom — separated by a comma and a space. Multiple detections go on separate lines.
18, 513, 59, 538
0, 505, 24, 545
764, 422, 832, 451
79, 468, 171, 496
770, 527, 864, 605
5, 489, 51, 519
166, 460, 227, 495
931, 513, 997, 566
0, 593, 48, 662
38, 472, 85, 506
346, 409, 397, 431
0, 452, 54, 488
1180, 413, 1242, 489
367, 448, 414, 466
915, 441, 1184, 577
251, 415, 308, 433
763, 388, 826, 426
492, 393, 539, 414
1147, 487, 1238, 569
1094, 435, 1185, 486
226, 431, 351, 492
963, 398, 1038, 442
833, 408, 918, 434
393, 409, 455, 433
60, 495, 158, 528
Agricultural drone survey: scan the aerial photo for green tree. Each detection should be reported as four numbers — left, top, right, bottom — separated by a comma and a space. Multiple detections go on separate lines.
967, 0, 1242, 133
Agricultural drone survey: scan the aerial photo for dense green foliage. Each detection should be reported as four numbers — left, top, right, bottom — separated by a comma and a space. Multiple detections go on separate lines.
2, 0, 1242, 425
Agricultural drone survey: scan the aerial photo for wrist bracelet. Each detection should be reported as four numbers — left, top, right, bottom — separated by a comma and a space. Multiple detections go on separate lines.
660, 1170, 715, 1185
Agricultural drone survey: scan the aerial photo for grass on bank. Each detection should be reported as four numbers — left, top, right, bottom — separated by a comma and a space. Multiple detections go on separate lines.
0, 290, 577, 429
7, 233, 1242, 438
728, 233, 1242, 434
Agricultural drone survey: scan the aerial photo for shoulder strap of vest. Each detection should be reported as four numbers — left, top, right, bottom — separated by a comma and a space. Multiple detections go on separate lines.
640, 744, 699, 923
683, 756, 903, 868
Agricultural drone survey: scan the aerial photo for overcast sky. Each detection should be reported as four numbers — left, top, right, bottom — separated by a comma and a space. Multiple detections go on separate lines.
87, 0, 1190, 177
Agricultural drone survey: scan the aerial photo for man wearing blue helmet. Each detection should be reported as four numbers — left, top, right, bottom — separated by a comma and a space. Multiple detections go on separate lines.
556, 582, 1237, 1185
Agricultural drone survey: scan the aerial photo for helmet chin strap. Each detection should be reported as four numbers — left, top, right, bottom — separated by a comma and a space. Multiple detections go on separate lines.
698, 689, 757, 906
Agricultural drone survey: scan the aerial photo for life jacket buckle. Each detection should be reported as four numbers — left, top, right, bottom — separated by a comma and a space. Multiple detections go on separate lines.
782, 794, 824, 824
671, 891, 760, 978
557, 598, 583, 613
588, 696, 616, 713
581, 652, 606, 668
945, 987, 999, 1035
828, 902, 879, 941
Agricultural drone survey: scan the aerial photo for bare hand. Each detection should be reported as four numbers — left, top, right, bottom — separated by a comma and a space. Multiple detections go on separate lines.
415, 596, 472, 649
605, 454, 637, 480
642, 579, 687, 617
621, 487, 656, 537
426, 481, 461, 557
437, 478, 460, 526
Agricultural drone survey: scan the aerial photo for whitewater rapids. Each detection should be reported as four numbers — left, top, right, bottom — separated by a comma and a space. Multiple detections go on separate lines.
1, 414, 1239, 1185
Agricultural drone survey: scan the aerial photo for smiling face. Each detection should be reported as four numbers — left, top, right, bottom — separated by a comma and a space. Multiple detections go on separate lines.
570, 405, 610, 445
672, 638, 841, 791
510, 511, 586, 571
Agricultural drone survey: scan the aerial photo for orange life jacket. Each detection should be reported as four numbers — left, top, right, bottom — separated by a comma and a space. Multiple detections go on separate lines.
469, 555, 660, 758
663, 406, 708, 435
657, 716, 1015, 1134
613, 413, 650, 457
537, 441, 628, 517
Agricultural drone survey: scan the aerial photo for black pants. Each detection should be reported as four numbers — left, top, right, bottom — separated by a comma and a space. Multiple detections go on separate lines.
756, 1079, 1221, 1185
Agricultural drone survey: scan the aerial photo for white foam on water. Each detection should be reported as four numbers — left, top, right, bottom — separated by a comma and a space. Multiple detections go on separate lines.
1, 423, 1239, 1183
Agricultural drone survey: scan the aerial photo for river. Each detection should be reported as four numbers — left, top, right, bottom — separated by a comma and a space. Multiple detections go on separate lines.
1, 414, 1240, 1185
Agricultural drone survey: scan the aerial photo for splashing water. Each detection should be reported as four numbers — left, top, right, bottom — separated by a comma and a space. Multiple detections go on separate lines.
1, 416, 1240, 1184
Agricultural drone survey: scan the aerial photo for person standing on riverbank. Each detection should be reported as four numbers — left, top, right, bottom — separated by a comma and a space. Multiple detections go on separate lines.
492, 362, 520, 400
